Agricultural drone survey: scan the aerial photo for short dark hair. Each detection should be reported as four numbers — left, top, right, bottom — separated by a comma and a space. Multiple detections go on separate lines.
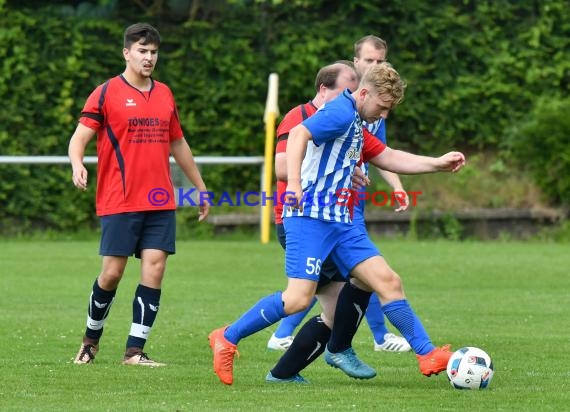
354, 35, 388, 58
314, 61, 354, 92
123, 23, 161, 49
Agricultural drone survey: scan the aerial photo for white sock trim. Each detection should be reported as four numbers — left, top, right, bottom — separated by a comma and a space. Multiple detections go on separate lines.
129, 323, 151, 339
86, 316, 104, 331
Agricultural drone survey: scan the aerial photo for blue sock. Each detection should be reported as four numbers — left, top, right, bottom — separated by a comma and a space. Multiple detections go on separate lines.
365, 293, 389, 343
274, 297, 317, 338
224, 291, 286, 345
381, 299, 435, 355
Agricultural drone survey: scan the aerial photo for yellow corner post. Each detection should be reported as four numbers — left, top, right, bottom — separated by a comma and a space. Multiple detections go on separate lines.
261, 73, 279, 243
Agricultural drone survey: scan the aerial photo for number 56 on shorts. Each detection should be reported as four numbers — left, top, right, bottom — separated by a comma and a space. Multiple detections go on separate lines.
305, 257, 322, 275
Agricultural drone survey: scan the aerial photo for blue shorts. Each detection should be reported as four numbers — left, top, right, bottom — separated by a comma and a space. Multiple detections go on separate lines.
283, 216, 380, 282
352, 214, 367, 236
276, 223, 344, 285
99, 210, 176, 258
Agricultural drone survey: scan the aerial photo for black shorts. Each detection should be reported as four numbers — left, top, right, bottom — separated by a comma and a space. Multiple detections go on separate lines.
275, 223, 345, 289
99, 210, 176, 258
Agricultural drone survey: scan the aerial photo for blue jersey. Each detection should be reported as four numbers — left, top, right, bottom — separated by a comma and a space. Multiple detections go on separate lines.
284, 89, 362, 223
352, 119, 387, 227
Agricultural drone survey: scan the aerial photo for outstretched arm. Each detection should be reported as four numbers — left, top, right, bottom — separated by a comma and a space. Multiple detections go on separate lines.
370, 147, 465, 175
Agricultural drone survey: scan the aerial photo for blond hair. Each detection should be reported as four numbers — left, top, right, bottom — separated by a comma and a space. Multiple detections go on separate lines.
360, 62, 406, 105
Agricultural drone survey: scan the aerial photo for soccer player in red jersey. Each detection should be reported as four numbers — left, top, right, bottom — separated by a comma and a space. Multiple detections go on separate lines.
68, 23, 209, 366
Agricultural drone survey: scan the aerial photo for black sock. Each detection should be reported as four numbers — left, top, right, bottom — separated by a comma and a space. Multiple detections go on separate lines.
327, 282, 372, 353
85, 278, 116, 341
125, 284, 161, 350
270, 315, 331, 379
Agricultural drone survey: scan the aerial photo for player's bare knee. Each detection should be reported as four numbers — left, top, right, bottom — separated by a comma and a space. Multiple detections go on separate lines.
388, 271, 402, 288
98, 270, 123, 289
147, 260, 165, 272
295, 295, 314, 312
379, 274, 406, 302
142, 262, 165, 280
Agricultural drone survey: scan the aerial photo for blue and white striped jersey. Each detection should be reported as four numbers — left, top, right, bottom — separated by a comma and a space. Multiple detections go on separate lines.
284, 89, 362, 223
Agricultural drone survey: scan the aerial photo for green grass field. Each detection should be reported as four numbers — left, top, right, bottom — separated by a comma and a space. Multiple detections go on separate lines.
1, 239, 569, 411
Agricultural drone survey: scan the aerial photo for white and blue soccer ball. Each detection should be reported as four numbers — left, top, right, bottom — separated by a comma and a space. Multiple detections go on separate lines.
446, 346, 494, 390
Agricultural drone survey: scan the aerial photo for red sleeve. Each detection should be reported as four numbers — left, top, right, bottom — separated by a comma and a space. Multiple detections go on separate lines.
276, 103, 317, 153
276, 106, 304, 148
276, 139, 287, 154
78, 84, 106, 131
362, 128, 386, 163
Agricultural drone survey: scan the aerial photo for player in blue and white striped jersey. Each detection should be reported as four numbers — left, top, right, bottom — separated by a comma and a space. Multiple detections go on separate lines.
268, 36, 410, 356
209, 63, 466, 385
282, 86, 365, 223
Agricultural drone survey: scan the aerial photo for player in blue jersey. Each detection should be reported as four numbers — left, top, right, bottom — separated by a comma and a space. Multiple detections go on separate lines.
267, 36, 411, 354
265, 37, 416, 383
267, 61, 359, 351
209, 62, 465, 385
267, 60, 395, 381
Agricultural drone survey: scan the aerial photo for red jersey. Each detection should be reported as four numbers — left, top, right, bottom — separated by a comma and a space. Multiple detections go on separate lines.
79, 75, 184, 216
362, 128, 386, 163
274, 101, 318, 224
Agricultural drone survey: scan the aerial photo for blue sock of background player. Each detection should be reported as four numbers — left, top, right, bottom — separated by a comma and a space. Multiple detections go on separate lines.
365, 293, 390, 343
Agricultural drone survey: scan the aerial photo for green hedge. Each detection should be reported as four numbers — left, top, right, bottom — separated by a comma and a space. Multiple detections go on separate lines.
507, 97, 570, 205
1, 0, 569, 233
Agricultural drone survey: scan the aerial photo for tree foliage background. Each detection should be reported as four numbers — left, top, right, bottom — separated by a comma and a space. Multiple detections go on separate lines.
1, 0, 569, 233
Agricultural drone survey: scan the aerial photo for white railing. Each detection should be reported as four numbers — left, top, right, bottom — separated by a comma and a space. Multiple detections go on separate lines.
0, 155, 267, 232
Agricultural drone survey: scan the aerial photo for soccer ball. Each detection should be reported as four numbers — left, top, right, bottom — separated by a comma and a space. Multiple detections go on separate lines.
446, 347, 494, 390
